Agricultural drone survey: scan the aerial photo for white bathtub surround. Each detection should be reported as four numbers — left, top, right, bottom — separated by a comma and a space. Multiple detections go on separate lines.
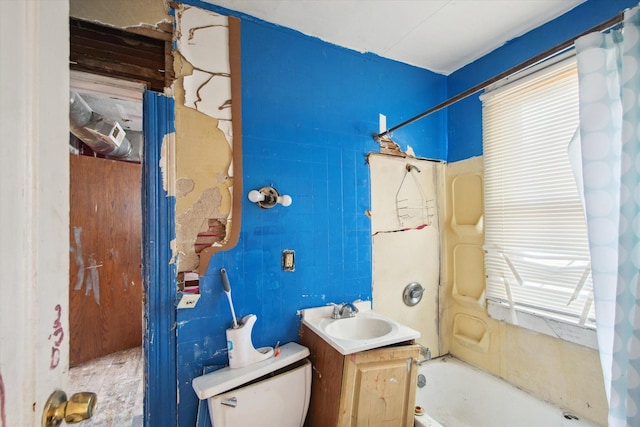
369, 154, 443, 357
441, 157, 607, 424
414, 356, 603, 427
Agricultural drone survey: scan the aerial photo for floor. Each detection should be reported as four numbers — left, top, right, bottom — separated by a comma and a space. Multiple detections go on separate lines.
69, 346, 144, 427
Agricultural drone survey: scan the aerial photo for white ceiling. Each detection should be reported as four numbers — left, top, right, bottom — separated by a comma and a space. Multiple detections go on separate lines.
204, 0, 585, 75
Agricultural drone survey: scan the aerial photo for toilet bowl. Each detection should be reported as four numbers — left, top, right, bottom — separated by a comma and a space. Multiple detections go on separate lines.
192, 342, 311, 427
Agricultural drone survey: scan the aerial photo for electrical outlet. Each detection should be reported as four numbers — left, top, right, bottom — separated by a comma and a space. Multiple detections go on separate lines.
177, 293, 200, 309
282, 250, 295, 272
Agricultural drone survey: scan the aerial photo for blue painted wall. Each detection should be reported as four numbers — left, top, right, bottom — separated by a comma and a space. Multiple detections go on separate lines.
447, 0, 639, 162
176, 3, 446, 424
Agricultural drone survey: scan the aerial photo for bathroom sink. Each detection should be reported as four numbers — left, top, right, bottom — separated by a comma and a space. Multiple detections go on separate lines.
324, 317, 393, 341
300, 301, 420, 355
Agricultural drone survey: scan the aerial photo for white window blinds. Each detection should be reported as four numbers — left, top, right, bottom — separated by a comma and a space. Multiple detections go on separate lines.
482, 56, 596, 328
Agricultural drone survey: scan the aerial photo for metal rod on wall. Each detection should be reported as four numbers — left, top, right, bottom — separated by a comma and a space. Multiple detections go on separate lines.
373, 12, 624, 142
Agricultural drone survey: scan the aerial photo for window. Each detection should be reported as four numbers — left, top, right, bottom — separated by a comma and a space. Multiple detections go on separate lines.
482, 56, 596, 345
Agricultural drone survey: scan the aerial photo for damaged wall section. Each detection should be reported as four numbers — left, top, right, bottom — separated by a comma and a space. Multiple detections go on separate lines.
174, 5, 241, 274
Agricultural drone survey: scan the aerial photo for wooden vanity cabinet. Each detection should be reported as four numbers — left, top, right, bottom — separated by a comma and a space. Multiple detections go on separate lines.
300, 324, 420, 427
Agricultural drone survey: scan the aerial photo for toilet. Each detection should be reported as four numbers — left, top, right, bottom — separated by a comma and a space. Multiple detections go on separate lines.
192, 342, 311, 427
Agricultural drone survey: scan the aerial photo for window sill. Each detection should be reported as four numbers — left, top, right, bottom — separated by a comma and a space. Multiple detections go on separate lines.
487, 300, 598, 350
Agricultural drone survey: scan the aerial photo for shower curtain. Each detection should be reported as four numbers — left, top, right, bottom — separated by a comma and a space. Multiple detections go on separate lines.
573, 4, 640, 426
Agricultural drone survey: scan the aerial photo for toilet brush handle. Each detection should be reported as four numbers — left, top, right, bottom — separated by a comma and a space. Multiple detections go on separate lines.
220, 268, 231, 292
220, 268, 239, 328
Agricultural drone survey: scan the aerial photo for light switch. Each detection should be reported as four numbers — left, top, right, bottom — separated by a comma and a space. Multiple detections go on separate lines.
282, 250, 295, 272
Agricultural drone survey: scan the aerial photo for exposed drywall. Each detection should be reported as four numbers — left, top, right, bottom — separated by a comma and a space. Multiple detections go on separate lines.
176, 6, 231, 120
174, 5, 238, 273
441, 156, 607, 425
70, 0, 170, 29
173, 103, 232, 271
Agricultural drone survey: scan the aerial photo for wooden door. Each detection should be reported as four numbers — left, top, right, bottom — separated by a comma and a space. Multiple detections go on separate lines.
69, 154, 142, 367
339, 345, 420, 427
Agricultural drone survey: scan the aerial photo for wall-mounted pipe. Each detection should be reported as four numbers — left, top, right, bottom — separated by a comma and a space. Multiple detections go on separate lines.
69, 91, 132, 158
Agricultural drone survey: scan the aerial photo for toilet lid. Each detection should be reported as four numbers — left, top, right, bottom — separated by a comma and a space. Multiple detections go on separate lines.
192, 342, 310, 400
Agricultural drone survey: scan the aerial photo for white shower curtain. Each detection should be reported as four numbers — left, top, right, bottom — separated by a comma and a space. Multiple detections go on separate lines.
573, 4, 640, 426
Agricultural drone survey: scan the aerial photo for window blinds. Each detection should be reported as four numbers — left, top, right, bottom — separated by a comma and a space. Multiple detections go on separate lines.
482, 56, 596, 328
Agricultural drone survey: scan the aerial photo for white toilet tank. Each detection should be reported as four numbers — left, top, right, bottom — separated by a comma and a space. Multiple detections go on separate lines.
192, 342, 311, 427
209, 359, 311, 427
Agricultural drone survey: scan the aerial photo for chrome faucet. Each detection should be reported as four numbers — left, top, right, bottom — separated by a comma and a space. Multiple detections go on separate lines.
339, 302, 359, 318
332, 302, 358, 319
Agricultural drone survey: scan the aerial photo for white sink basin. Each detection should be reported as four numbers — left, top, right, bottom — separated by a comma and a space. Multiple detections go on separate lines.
324, 317, 393, 341
300, 301, 420, 355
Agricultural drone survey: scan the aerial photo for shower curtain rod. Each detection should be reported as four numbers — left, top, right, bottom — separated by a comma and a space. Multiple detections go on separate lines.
373, 11, 625, 142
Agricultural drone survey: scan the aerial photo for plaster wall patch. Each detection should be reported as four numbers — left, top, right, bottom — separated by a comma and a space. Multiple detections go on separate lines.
176, 177, 196, 198
160, 131, 177, 196
170, 238, 177, 265
216, 172, 230, 185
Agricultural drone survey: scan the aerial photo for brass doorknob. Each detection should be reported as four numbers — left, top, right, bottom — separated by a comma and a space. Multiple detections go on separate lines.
42, 390, 97, 426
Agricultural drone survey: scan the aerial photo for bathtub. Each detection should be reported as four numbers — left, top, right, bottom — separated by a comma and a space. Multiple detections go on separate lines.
414, 356, 603, 427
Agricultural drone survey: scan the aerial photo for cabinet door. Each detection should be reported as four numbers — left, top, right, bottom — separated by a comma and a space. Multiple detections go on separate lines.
338, 345, 420, 427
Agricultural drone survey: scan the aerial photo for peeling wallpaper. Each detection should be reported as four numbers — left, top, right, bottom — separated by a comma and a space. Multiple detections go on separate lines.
176, 6, 232, 121
174, 6, 235, 272
69, 0, 170, 29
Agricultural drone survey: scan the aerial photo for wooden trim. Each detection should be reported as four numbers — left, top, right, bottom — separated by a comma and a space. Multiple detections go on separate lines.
125, 24, 173, 42
164, 40, 176, 88
143, 92, 177, 427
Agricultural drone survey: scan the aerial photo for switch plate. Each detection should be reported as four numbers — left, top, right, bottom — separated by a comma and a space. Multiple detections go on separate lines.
282, 250, 295, 272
